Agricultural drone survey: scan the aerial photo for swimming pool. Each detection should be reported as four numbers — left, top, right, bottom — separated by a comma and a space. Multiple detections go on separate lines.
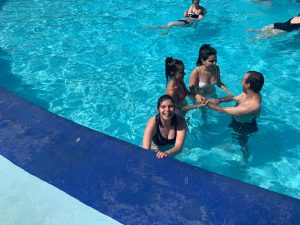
0, 0, 299, 199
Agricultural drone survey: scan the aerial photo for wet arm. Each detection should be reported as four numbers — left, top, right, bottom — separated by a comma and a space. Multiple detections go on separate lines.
218, 93, 243, 103
216, 68, 233, 96
181, 103, 205, 111
207, 102, 249, 116
142, 117, 156, 150
219, 83, 234, 96
186, 6, 193, 15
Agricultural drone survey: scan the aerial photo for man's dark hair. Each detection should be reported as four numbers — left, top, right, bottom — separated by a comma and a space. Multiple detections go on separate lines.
246, 71, 264, 93
196, 44, 217, 66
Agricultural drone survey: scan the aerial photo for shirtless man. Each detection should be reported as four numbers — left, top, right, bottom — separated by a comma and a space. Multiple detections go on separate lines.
206, 71, 264, 163
207, 71, 264, 123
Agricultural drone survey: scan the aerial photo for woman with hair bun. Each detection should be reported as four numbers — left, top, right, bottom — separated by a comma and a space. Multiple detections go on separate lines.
165, 57, 205, 114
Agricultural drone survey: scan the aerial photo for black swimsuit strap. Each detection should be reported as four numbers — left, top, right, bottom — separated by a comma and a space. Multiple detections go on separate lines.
155, 114, 177, 139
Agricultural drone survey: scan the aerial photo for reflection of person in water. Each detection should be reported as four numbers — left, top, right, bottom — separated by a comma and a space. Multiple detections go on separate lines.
247, 13, 300, 40
150, 0, 207, 29
206, 71, 264, 163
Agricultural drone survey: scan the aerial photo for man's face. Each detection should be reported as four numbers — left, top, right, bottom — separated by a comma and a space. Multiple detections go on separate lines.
242, 73, 250, 93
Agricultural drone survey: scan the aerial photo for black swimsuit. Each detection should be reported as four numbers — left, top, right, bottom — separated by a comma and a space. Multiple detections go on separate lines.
177, 6, 207, 24
229, 102, 259, 135
229, 118, 258, 135
152, 114, 177, 146
273, 18, 300, 32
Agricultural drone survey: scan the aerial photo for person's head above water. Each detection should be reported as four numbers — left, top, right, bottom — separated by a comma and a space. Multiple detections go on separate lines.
156, 94, 175, 111
196, 44, 217, 66
193, 0, 200, 7
156, 95, 176, 126
165, 57, 185, 83
243, 71, 264, 93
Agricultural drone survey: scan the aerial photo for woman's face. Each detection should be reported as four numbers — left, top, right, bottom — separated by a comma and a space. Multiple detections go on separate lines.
193, 0, 200, 7
158, 99, 175, 121
202, 54, 217, 70
174, 64, 186, 81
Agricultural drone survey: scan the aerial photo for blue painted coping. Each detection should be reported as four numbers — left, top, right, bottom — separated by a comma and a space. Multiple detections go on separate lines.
0, 87, 299, 225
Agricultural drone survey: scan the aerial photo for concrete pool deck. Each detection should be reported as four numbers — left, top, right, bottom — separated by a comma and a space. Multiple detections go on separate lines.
0, 87, 299, 225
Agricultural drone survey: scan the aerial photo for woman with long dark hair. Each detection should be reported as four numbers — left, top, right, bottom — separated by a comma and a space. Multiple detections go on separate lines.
142, 95, 187, 158
189, 44, 233, 103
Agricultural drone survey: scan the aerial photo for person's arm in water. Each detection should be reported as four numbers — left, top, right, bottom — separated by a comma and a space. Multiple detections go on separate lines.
207, 101, 254, 116
206, 93, 256, 116
214, 94, 241, 104
210, 94, 243, 105
142, 117, 156, 150
215, 67, 233, 96
181, 103, 206, 111
156, 115, 187, 159
194, 6, 207, 20
184, 5, 193, 17
187, 5, 193, 15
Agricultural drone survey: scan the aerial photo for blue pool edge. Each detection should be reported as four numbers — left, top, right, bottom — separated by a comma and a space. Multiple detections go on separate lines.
0, 87, 299, 225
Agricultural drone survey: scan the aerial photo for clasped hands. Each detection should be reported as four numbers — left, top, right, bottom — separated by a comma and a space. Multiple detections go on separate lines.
195, 94, 220, 106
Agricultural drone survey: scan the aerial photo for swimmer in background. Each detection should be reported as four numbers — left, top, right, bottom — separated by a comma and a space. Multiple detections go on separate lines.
251, 0, 272, 5
206, 71, 264, 163
189, 44, 233, 104
143, 95, 187, 159
165, 57, 206, 115
247, 13, 300, 40
149, 0, 207, 29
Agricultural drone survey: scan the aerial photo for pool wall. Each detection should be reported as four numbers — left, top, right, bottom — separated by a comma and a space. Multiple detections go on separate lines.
0, 87, 299, 225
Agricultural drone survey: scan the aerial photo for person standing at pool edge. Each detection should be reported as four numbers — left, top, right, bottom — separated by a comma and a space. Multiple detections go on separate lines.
143, 95, 187, 159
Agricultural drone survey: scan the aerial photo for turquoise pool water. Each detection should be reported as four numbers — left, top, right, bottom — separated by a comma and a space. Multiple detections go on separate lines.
0, 0, 299, 199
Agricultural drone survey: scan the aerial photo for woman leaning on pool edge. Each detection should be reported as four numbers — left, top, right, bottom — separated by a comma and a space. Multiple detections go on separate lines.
142, 95, 187, 159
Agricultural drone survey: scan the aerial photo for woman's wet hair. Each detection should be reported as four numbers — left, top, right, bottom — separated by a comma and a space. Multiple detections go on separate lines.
196, 44, 217, 66
165, 57, 184, 85
246, 71, 264, 93
157, 94, 175, 110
